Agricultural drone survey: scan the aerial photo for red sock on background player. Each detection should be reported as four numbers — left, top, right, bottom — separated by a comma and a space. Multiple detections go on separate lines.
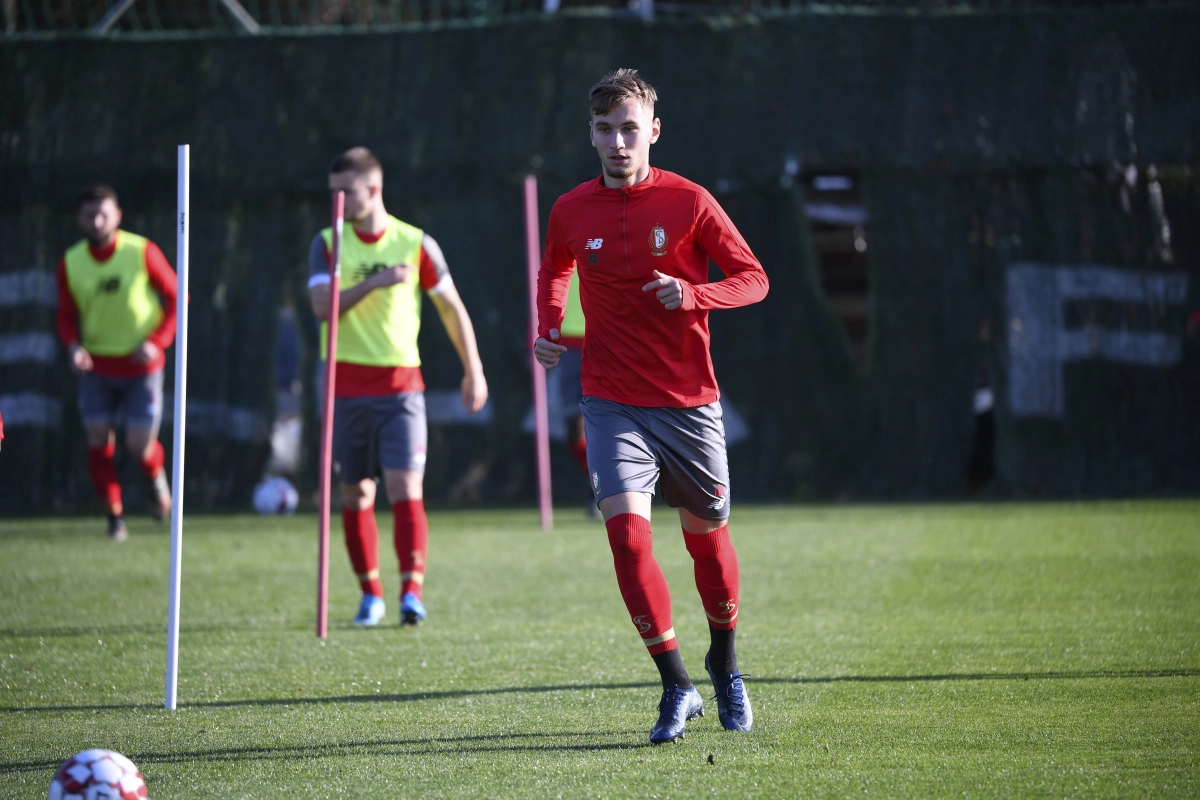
138, 440, 164, 481
393, 499, 428, 599
87, 442, 122, 517
568, 435, 588, 473
342, 507, 383, 597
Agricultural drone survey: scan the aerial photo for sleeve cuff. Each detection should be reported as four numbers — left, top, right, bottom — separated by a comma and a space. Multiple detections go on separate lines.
679, 280, 697, 311
308, 274, 331, 289
427, 274, 454, 296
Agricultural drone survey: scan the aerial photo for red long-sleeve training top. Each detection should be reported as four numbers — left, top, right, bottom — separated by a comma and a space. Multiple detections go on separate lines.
538, 168, 769, 408
56, 236, 178, 378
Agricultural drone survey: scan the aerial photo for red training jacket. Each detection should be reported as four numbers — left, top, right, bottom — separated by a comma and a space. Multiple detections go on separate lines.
538, 168, 769, 408
56, 235, 178, 378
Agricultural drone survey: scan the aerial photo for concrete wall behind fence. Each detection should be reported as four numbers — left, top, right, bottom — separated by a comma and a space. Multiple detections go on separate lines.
2, 9, 1198, 512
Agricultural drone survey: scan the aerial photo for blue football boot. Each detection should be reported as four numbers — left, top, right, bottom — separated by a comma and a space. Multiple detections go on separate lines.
705, 653, 753, 731
400, 592, 426, 626
649, 685, 704, 744
353, 594, 385, 626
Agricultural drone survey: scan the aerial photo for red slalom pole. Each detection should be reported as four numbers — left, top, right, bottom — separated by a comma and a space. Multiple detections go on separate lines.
524, 175, 553, 530
317, 190, 344, 638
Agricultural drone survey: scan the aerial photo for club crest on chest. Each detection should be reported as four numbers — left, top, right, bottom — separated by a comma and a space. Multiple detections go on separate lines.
648, 225, 668, 256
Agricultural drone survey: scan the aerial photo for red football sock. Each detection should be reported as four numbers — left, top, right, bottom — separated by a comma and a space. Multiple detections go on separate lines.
138, 440, 164, 480
342, 507, 383, 597
393, 499, 428, 599
607, 513, 677, 655
683, 525, 740, 630
87, 442, 123, 516
568, 435, 589, 473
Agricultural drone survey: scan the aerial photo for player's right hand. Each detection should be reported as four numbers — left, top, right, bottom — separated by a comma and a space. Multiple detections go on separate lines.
534, 329, 567, 369
69, 345, 94, 373
371, 264, 411, 288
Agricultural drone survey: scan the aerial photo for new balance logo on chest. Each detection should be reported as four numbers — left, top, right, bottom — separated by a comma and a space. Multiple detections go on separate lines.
584, 238, 603, 265
353, 262, 391, 283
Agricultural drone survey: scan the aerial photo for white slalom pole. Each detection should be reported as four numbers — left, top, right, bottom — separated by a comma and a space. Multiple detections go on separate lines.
165, 144, 189, 711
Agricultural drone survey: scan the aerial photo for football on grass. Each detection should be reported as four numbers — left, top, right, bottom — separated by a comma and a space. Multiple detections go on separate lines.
48, 749, 147, 800
253, 476, 299, 515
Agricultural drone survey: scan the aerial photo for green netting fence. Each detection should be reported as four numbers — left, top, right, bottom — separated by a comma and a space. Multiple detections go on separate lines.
2, 9, 1198, 513
5, 0, 1192, 36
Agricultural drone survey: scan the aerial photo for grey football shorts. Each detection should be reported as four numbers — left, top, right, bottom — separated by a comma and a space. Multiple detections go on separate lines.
580, 395, 731, 521
333, 391, 428, 483
78, 369, 164, 429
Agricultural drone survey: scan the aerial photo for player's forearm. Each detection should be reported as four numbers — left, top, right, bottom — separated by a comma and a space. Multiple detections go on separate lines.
683, 267, 769, 311
57, 309, 80, 348
55, 259, 81, 347
310, 280, 376, 321
439, 299, 484, 377
536, 265, 573, 339
144, 248, 179, 350
336, 281, 377, 316
145, 310, 177, 351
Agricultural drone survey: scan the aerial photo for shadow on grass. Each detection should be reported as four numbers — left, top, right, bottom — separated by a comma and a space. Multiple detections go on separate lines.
758, 668, 1200, 684
0, 730, 651, 775
3, 668, 1195, 716
0, 621, 318, 639
0, 619, 450, 639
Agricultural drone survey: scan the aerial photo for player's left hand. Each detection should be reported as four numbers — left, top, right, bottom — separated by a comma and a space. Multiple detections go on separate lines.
131, 341, 161, 365
461, 369, 488, 414
642, 270, 684, 310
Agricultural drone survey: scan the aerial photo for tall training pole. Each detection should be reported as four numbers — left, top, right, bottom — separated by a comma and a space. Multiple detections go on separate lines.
316, 191, 344, 639
165, 144, 189, 710
524, 175, 553, 530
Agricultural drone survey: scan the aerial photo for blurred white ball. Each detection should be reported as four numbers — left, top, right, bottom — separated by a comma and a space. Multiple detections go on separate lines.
49, 748, 146, 799
253, 476, 299, 515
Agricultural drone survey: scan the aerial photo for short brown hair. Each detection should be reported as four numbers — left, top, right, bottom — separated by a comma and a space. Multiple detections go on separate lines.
329, 147, 383, 178
590, 69, 658, 117
77, 183, 118, 211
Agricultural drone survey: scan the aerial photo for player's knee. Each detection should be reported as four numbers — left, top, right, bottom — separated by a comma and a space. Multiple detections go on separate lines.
384, 470, 423, 502
679, 508, 726, 536
125, 438, 149, 459
606, 520, 653, 560
340, 481, 375, 510
84, 426, 111, 449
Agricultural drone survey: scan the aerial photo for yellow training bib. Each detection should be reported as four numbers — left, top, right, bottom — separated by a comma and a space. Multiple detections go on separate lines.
63, 231, 162, 357
320, 216, 425, 366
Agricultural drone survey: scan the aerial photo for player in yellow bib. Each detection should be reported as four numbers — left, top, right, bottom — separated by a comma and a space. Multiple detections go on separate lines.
307, 147, 488, 627
555, 272, 596, 516
55, 184, 178, 541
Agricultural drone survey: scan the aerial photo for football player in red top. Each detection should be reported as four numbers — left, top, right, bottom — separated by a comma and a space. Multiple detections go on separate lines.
56, 184, 178, 541
535, 69, 768, 743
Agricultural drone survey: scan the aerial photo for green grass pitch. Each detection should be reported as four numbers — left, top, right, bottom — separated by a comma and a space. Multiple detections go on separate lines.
1, 501, 1197, 797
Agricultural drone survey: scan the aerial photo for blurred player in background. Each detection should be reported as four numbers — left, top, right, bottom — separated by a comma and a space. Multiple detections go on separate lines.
556, 271, 595, 515
536, 69, 769, 744
57, 184, 177, 542
309, 147, 488, 627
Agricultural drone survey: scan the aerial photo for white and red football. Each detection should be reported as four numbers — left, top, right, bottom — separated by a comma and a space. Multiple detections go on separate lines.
48, 749, 147, 800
